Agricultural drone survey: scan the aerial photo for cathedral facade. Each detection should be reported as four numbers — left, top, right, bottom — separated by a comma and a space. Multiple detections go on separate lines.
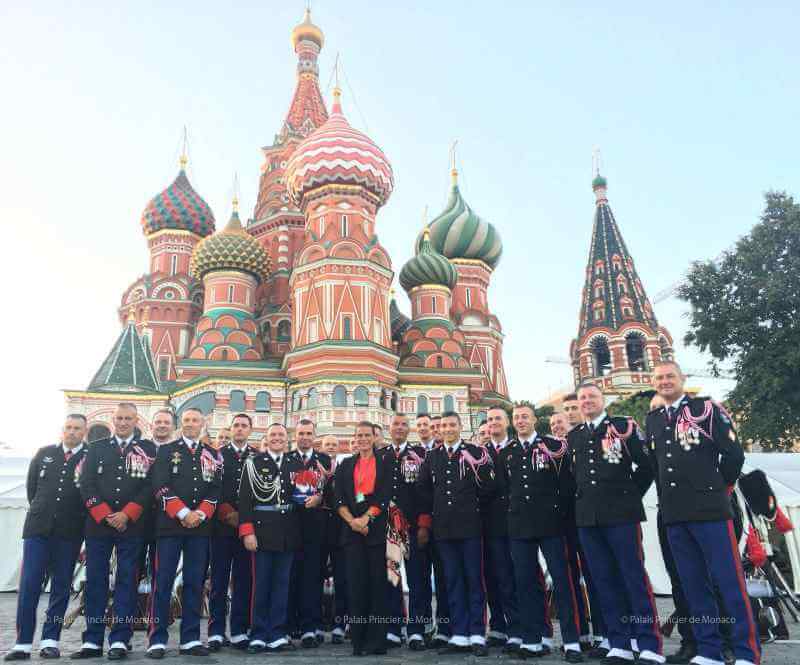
65, 10, 508, 446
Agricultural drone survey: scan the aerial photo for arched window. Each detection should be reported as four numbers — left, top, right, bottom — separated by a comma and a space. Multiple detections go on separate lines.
341, 214, 349, 237
444, 395, 455, 412
262, 321, 272, 341
431, 296, 437, 314
255, 391, 270, 412
465, 288, 472, 308
333, 385, 347, 407
228, 284, 235, 302
342, 316, 352, 340
229, 390, 246, 412
391, 391, 398, 411
381, 389, 390, 409
277, 320, 290, 340
436, 355, 443, 368
626, 332, 647, 372
307, 387, 319, 409
292, 391, 301, 412
220, 349, 229, 361
590, 337, 611, 377
417, 395, 429, 415
170, 255, 178, 276
658, 336, 673, 361
354, 386, 369, 407
88, 424, 111, 443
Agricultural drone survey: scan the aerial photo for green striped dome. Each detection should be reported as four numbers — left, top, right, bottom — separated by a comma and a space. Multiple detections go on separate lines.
400, 229, 457, 292
417, 175, 502, 269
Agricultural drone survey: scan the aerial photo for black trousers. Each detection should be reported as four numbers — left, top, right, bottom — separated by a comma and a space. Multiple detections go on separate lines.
657, 511, 695, 647
345, 539, 387, 652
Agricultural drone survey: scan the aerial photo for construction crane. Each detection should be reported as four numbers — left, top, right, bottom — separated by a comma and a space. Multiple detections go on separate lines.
544, 356, 734, 380
652, 247, 732, 304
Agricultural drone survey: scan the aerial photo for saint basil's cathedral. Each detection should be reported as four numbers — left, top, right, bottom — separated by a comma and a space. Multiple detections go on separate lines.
65, 9, 673, 445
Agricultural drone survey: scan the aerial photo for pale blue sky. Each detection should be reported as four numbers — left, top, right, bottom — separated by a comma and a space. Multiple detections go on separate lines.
2, 1, 796, 449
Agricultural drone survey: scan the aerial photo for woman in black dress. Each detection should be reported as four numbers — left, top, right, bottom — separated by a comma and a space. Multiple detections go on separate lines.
334, 421, 391, 656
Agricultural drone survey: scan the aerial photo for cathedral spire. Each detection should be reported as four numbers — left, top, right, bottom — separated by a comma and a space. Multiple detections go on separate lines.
571, 164, 673, 393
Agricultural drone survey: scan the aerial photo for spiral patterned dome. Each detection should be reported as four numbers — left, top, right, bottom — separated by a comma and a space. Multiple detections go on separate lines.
141, 166, 215, 237
285, 89, 394, 208
190, 208, 270, 282
400, 228, 457, 292
417, 171, 502, 269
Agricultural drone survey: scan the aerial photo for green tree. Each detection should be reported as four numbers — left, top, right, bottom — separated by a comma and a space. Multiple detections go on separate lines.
678, 191, 800, 451
607, 390, 656, 428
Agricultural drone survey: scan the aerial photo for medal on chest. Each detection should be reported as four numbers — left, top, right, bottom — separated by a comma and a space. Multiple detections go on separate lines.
676, 422, 701, 451
532, 448, 550, 471
171, 451, 181, 474
401, 451, 422, 483
601, 436, 623, 464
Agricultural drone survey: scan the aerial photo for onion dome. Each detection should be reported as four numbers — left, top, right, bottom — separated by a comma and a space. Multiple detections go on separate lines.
190, 200, 270, 282
418, 169, 502, 269
141, 157, 215, 237
389, 293, 411, 343
291, 7, 324, 49
285, 88, 394, 208
592, 174, 608, 190
400, 228, 457, 292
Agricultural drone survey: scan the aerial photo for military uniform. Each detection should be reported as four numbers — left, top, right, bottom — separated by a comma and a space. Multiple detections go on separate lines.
7, 444, 87, 658
647, 396, 759, 665
481, 440, 521, 649
238, 451, 303, 650
148, 437, 222, 654
322, 456, 348, 641
417, 440, 496, 648
568, 414, 662, 664
207, 442, 257, 649
285, 448, 332, 644
497, 435, 582, 659
79, 435, 157, 654
379, 442, 427, 645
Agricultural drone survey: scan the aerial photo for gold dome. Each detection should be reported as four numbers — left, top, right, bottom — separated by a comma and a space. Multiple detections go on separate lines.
291, 8, 324, 49
190, 210, 271, 282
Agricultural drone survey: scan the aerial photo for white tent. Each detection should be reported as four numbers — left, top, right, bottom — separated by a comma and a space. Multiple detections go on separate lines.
641, 452, 800, 595
0, 455, 32, 591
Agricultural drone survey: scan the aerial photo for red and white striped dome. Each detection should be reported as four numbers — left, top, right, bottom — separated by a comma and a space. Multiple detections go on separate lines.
285, 89, 394, 208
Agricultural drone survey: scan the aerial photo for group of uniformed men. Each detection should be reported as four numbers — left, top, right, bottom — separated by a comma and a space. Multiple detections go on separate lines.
6, 360, 760, 665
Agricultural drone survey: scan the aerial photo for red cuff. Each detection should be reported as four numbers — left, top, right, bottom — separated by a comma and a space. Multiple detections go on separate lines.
417, 514, 432, 529
89, 502, 113, 524
239, 522, 255, 538
217, 503, 235, 521
726, 484, 735, 496
121, 502, 143, 522
165, 497, 188, 519
198, 500, 216, 520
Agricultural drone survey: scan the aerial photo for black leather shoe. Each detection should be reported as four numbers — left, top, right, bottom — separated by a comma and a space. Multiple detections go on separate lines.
517, 649, 544, 660
206, 642, 222, 653
4, 653, 31, 661
145, 648, 164, 660
230, 641, 249, 651
408, 640, 426, 651
301, 636, 318, 649
385, 638, 402, 650
107, 649, 127, 661
246, 644, 265, 654
487, 637, 507, 648
40, 648, 60, 659
472, 644, 489, 657
178, 646, 209, 657
665, 644, 696, 665
70, 649, 103, 660
331, 634, 344, 645
265, 644, 294, 654
541, 645, 552, 657
503, 642, 521, 654
437, 644, 470, 655
565, 650, 584, 663
589, 645, 610, 659
600, 656, 628, 665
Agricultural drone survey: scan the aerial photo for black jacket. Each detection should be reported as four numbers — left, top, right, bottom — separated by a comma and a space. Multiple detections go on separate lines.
646, 395, 744, 525
324, 457, 346, 548
214, 443, 258, 538
334, 453, 392, 547
416, 441, 496, 540
238, 453, 303, 552
152, 438, 222, 537
80, 437, 157, 538
568, 415, 653, 527
378, 443, 426, 526
481, 442, 511, 538
23, 444, 87, 540
287, 449, 333, 545
497, 436, 575, 539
